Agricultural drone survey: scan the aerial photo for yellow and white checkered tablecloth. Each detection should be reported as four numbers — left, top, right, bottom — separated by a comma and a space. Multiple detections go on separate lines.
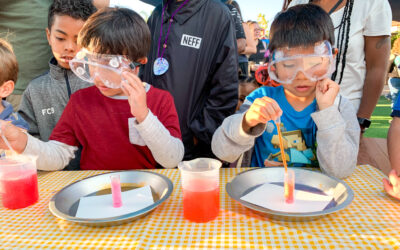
1, 165, 399, 249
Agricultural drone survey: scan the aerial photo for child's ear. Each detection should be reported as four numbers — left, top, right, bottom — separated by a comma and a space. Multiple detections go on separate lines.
0, 80, 15, 98
46, 28, 51, 45
132, 57, 148, 75
333, 48, 338, 58
137, 57, 148, 65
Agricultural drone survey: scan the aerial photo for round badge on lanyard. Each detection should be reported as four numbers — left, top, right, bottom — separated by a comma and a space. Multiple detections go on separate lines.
153, 0, 189, 76
153, 57, 169, 76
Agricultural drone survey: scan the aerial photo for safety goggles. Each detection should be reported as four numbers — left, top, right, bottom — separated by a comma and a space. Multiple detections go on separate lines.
69, 49, 141, 89
255, 64, 280, 87
268, 41, 335, 84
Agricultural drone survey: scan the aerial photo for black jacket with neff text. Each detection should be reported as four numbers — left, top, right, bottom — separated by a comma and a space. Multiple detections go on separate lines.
142, 0, 238, 160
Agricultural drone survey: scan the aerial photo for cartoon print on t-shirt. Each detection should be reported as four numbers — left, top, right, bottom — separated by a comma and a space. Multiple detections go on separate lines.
267, 122, 316, 165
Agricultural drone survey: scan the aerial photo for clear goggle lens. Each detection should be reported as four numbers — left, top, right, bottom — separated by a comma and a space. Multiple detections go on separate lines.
268, 41, 335, 84
69, 49, 140, 89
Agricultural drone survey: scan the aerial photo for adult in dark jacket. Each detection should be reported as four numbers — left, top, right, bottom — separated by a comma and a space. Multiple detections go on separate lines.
142, 0, 238, 160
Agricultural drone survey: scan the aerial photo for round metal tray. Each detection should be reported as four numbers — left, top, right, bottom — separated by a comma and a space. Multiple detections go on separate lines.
49, 170, 173, 227
226, 167, 354, 221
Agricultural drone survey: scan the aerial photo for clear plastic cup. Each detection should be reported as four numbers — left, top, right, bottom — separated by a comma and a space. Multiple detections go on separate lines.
178, 158, 222, 223
0, 156, 38, 209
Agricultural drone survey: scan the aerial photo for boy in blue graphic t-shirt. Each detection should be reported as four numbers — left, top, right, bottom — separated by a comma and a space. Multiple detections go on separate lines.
212, 4, 360, 179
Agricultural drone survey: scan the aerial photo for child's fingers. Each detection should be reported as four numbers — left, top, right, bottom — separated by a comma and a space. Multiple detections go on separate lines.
383, 178, 395, 196
324, 79, 340, 93
252, 101, 277, 122
389, 169, 399, 187
0, 120, 12, 136
264, 104, 280, 121
259, 97, 282, 118
388, 171, 400, 194
250, 104, 271, 123
121, 81, 137, 97
317, 79, 328, 93
261, 97, 282, 112
264, 159, 283, 167
122, 71, 144, 91
121, 84, 129, 96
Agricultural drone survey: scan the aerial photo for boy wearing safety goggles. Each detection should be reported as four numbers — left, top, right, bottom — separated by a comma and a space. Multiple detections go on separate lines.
0, 8, 184, 170
212, 4, 360, 179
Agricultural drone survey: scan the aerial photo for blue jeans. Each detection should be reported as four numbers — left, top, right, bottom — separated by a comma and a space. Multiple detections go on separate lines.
388, 77, 400, 107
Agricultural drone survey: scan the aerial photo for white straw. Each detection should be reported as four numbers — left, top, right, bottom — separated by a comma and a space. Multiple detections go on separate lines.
0, 123, 17, 155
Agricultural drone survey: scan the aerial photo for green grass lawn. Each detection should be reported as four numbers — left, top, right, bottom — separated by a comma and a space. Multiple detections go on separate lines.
364, 96, 392, 138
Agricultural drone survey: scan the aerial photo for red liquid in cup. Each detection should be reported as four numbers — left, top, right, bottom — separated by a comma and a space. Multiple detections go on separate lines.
1, 169, 39, 209
182, 180, 219, 223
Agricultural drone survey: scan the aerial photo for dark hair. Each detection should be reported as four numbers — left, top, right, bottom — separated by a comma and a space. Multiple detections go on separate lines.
0, 38, 18, 85
48, 0, 97, 30
78, 8, 150, 62
231, 1, 243, 21
268, 4, 335, 53
239, 76, 259, 86
309, 0, 354, 84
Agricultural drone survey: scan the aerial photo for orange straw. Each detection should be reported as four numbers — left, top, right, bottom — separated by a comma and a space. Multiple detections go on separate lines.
275, 121, 288, 173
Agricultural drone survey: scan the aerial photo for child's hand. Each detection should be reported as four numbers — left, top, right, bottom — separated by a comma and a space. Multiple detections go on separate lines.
264, 159, 283, 167
315, 79, 340, 110
0, 120, 28, 153
383, 169, 400, 201
121, 71, 149, 123
243, 97, 282, 133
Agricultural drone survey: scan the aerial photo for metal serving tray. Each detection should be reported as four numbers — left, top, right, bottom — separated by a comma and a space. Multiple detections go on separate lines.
49, 170, 173, 227
226, 167, 354, 221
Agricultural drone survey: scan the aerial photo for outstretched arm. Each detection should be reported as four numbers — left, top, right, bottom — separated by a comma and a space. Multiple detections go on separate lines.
0, 121, 77, 171
357, 36, 390, 122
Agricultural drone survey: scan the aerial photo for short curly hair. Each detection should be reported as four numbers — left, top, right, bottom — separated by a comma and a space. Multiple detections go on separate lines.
48, 0, 97, 30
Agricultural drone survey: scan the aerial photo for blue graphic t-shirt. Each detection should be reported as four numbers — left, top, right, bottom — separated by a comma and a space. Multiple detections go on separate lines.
245, 86, 318, 167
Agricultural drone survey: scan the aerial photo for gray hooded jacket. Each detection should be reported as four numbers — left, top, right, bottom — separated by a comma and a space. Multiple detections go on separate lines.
18, 58, 92, 141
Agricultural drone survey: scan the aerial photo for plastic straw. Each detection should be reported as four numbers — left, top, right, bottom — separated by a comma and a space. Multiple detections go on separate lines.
275, 117, 288, 173
0, 122, 17, 155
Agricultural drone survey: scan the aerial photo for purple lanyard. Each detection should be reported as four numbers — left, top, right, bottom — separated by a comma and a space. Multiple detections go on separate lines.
156, 0, 190, 59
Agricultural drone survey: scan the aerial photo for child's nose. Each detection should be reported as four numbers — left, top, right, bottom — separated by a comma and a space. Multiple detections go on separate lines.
64, 40, 76, 52
294, 70, 308, 80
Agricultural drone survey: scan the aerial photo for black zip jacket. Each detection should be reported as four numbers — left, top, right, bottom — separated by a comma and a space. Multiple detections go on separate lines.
142, 0, 238, 160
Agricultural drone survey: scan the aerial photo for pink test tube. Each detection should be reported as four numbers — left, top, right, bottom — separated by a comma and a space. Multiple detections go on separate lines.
110, 174, 122, 208
284, 170, 295, 204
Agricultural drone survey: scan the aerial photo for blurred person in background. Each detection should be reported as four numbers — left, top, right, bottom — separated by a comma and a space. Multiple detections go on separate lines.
231, 1, 257, 77
0, 0, 53, 110
248, 21, 268, 76
225, 0, 246, 54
